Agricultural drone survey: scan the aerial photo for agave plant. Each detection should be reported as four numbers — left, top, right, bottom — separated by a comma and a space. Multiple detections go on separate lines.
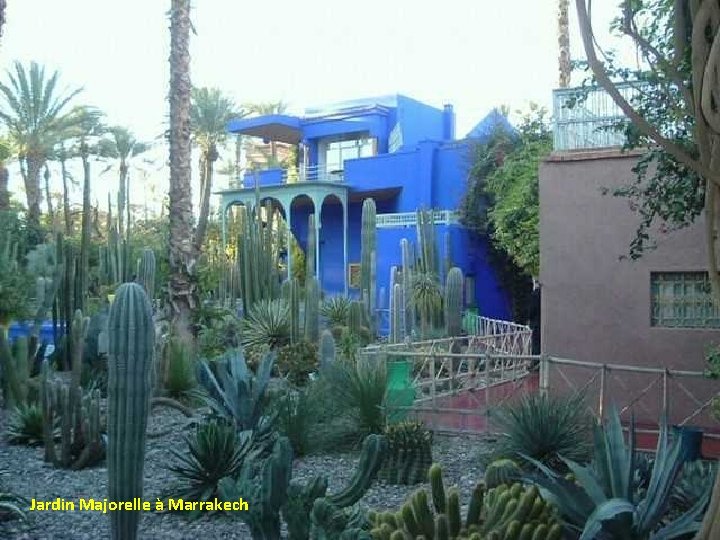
195, 348, 275, 432
492, 392, 592, 469
671, 460, 717, 514
6, 402, 46, 446
0, 487, 27, 522
320, 296, 352, 327
525, 408, 711, 540
167, 420, 250, 518
241, 298, 290, 357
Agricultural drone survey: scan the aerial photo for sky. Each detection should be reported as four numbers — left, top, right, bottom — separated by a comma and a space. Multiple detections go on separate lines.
0, 0, 625, 215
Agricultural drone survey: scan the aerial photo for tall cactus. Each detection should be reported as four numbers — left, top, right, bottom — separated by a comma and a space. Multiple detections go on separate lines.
306, 214, 316, 279
304, 277, 320, 343
444, 231, 452, 282
318, 329, 335, 370
360, 198, 376, 327
282, 278, 301, 344
401, 238, 415, 337
390, 283, 403, 344
136, 248, 156, 300
444, 267, 464, 337
416, 208, 437, 276
107, 283, 155, 540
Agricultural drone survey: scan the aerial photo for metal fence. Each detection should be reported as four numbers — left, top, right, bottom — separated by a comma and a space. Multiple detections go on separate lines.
553, 82, 642, 151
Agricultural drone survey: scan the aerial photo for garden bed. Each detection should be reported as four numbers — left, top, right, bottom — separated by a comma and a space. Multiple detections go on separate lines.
0, 407, 486, 539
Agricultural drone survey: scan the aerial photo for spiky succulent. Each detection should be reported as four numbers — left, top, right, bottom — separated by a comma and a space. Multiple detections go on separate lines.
320, 296, 352, 327
6, 403, 46, 446
241, 298, 290, 357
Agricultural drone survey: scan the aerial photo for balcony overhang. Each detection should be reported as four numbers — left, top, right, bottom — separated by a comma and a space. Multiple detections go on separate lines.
227, 114, 302, 144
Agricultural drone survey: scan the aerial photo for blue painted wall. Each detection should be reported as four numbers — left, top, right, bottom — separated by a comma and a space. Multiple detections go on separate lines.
396, 95, 445, 149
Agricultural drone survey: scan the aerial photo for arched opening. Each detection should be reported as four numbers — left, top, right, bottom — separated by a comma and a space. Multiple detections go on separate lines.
320, 194, 345, 295
289, 194, 316, 284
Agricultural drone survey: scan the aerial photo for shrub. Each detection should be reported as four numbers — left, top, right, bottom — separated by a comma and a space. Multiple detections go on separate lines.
167, 420, 249, 518
269, 386, 318, 457
320, 296, 352, 328
492, 392, 591, 470
241, 299, 290, 359
162, 338, 196, 401
276, 340, 318, 386
6, 402, 45, 446
0, 485, 27, 522
197, 312, 242, 359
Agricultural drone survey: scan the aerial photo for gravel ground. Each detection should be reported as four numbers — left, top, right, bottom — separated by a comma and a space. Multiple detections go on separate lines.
0, 408, 487, 539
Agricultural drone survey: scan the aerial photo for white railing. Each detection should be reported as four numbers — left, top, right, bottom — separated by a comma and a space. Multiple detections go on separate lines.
283, 164, 344, 184
376, 210, 460, 228
553, 82, 643, 151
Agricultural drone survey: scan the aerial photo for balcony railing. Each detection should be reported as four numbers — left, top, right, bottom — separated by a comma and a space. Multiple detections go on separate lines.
235, 164, 344, 189
376, 210, 460, 228
553, 82, 642, 151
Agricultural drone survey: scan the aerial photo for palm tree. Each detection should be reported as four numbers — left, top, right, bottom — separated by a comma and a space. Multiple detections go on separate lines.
244, 100, 287, 162
0, 136, 10, 211
66, 105, 105, 311
558, 0, 571, 88
99, 126, 151, 238
168, 0, 196, 342
0, 0, 6, 42
0, 61, 81, 236
191, 87, 240, 251
49, 141, 75, 235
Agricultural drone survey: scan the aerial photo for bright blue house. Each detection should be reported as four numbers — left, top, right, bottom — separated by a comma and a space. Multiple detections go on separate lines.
217, 94, 513, 324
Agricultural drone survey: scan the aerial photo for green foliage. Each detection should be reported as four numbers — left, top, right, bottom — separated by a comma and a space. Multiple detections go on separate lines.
283, 475, 328, 540
276, 340, 318, 386
321, 296, 352, 328
671, 460, 717, 515
269, 385, 319, 457
241, 298, 291, 358
492, 392, 592, 470
324, 358, 388, 443
525, 408, 711, 540
0, 483, 27, 522
6, 402, 45, 446
162, 337, 196, 401
196, 310, 242, 359
195, 349, 274, 432
168, 420, 249, 518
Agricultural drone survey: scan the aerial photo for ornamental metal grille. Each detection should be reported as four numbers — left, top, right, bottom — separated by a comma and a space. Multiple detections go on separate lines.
650, 272, 720, 328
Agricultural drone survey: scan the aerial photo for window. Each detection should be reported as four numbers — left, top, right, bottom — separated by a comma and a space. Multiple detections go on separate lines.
325, 137, 374, 172
650, 272, 720, 328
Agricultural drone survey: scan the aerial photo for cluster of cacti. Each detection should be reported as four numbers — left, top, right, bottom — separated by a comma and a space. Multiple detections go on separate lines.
378, 421, 433, 485
0, 336, 29, 408
107, 283, 155, 540
40, 310, 103, 470
369, 464, 561, 540
444, 267, 464, 337
360, 198, 377, 336
318, 329, 336, 370
275, 434, 386, 539
483, 460, 522, 489
416, 208, 438, 277
220, 435, 294, 539
236, 201, 282, 316
136, 248, 156, 300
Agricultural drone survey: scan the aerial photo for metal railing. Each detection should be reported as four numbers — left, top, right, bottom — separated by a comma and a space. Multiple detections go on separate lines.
376, 210, 461, 228
283, 164, 344, 184
553, 82, 643, 151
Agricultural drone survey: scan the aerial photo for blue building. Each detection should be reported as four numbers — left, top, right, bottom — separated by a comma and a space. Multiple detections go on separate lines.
218, 94, 514, 323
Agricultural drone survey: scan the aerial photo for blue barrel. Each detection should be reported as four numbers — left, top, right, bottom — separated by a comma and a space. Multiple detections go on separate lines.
7, 320, 60, 346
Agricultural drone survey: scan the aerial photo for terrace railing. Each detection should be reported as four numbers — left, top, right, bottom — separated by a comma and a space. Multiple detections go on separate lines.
284, 164, 344, 184
553, 82, 643, 151
375, 210, 460, 228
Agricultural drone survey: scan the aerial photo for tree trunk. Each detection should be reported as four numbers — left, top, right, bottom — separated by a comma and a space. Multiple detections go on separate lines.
118, 160, 127, 239
44, 164, 54, 227
78, 150, 91, 313
168, 0, 197, 343
61, 156, 72, 235
0, 162, 9, 211
194, 146, 217, 251
558, 0, 571, 88
24, 154, 44, 239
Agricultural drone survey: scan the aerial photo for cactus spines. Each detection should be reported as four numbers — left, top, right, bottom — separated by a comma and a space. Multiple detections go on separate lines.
137, 248, 156, 300
444, 267, 464, 337
318, 329, 335, 370
107, 282, 155, 540
304, 277, 320, 342
447, 488, 461, 537
429, 463, 446, 513
484, 459, 522, 489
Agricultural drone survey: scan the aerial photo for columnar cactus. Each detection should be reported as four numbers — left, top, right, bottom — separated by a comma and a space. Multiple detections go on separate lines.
304, 277, 320, 342
306, 213, 316, 279
416, 208, 437, 276
136, 248, 156, 300
390, 283, 404, 344
400, 238, 415, 337
444, 267, 464, 337
318, 329, 335, 370
360, 198, 377, 328
107, 282, 155, 540
348, 300, 364, 339
444, 231, 453, 281
379, 421, 433, 485
283, 278, 301, 344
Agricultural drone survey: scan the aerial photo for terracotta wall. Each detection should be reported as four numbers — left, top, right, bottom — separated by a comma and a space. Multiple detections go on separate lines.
539, 149, 720, 429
